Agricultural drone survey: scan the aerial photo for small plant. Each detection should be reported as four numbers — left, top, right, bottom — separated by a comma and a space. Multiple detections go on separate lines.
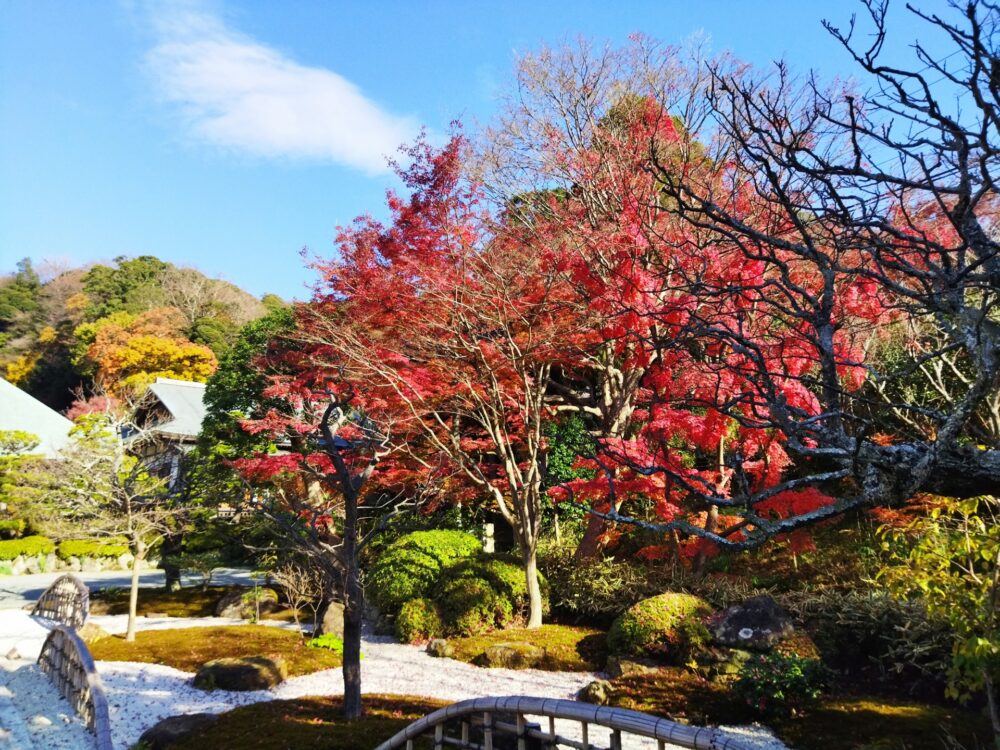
396, 598, 444, 643
166, 550, 223, 590
0, 518, 26, 539
734, 652, 826, 716
307, 633, 362, 659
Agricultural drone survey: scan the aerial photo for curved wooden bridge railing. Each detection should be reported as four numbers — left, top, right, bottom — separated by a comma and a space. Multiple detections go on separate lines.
37, 625, 113, 750
31, 573, 90, 628
374, 695, 755, 750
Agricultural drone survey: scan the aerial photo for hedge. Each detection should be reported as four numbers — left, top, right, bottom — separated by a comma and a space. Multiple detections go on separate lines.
367, 530, 482, 613
57, 539, 130, 561
0, 535, 55, 561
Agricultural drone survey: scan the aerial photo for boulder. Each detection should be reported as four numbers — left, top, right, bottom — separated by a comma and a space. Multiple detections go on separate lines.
67, 556, 82, 572
214, 587, 280, 619
474, 642, 545, 670
693, 646, 752, 682
604, 656, 660, 679
578, 679, 612, 705
80, 557, 101, 573
77, 622, 110, 643
193, 656, 287, 691
317, 601, 345, 638
426, 639, 454, 658
138, 713, 220, 750
710, 595, 793, 651
10, 556, 26, 576
117, 553, 134, 571
24, 555, 41, 575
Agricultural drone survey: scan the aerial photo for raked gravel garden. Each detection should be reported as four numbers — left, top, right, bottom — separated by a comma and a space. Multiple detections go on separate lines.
0, 609, 788, 750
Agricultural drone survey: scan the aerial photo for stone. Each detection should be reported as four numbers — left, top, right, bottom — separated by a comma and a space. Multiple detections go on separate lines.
81, 557, 101, 573
77, 622, 110, 643
474, 642, 545, 670
710, 595, 794, 651
67, 556, 82, 572
578, 679, 612, 705
24, 555, 41, 575
10, 556, 26, 576
317, 601, 345, 638
426, 639, 454, 658
138, 713, 220, 750
6, 647, 19, 660
214, 587, 280, 619
693, 646, 752, 682
604, 655, 660, 679
193, 656, 287, 691
29, 715, 52, 727
117, 553, 134, 571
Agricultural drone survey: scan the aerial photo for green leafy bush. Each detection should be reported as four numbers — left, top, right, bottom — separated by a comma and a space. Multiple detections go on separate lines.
445, 557, 548, 620
607, 592, 712, 662
57, 539, 129, 560
396, 598, 445, 643
0, 519, 26, 540
367, 530, 481, 613
440, 576, 514, 637
307, 633, 345, 656
0, 535, 54, 560
735, 652, 826, 716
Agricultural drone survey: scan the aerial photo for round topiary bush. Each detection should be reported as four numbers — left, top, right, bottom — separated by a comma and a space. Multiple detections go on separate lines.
396, 597, 445, 643
445, 556, 549, 621
607, 592, 712, 662
440, 576, 514, 637
367, 530, 481, 613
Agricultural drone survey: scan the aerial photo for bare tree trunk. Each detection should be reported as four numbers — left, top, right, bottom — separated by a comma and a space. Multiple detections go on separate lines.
341, 491, 363, 721
574, 514, 607, 560
985, 671, 1000, 750
523, 544, 543, 628
126, 540, 144, 643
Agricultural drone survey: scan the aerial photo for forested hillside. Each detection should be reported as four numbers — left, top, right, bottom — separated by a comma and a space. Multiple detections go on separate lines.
0, 256, 281, 410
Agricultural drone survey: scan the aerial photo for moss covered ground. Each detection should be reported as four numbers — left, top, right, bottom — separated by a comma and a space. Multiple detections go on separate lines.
89, 585, 301, 622
164, 695, 446, 750
447, 624, 606, 671
89, 625, 341, 676
607, 667, 992, 750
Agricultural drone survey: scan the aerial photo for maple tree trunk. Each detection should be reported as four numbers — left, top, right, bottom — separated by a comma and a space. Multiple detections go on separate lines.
341, 492, 363, 721
573, 514, 607, 560
522, 545, 543, 628
126, 540, 144, 643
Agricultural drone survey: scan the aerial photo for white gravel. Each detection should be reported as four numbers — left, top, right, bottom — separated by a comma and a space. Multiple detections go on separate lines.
0, 658, 94, 750
0, 611, 790, 750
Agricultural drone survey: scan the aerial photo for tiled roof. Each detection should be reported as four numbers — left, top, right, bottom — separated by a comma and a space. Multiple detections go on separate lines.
0, 378, 74, 457
145, 378, 207, 439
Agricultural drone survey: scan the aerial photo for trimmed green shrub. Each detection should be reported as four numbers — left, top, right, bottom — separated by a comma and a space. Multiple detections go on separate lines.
367, 530, 481, 613
446, 556, 549, 620
57, 539, 129, 561
0, 519, 26, 540
440, 576, 513, 637
735, 651, 826, 716
607, 592, 712, 662
396, 597, 445, 643
0, 535, 54, 561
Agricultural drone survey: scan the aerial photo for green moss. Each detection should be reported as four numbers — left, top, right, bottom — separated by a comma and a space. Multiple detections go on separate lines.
306, 633, 345, 655
368, 530, 481, 613
607, 592, 712, 662
449, 625, 607, 672
57, 538, 129, 560
90, 586, 235, 617
166, 695, 446, 750
0, 535, 53, 560
90, 625, 340, 677
396, 597, 445, 643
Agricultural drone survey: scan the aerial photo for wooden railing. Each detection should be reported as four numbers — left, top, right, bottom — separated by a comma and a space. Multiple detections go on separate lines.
31, 573, 90, 628
37, 625, 113, 750
374, 695, 754, 750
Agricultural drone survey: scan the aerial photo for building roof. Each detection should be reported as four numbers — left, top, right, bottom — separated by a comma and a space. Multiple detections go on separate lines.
0, 378, 74, 457
144, 378, 208, 440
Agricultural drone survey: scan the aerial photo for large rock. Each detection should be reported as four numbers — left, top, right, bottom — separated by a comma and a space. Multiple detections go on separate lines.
214, 587, 280, 619
193, 656, 287, 691
473, 642, 545, 670
317, 601, 345, 638
578, 679, 612, 705
77, 622, 110, 643
426, 639, 454, 658
604, 656, 660, 679
138, 713, 220, 750
710, 595, 793, 651
693, 646, 752, 682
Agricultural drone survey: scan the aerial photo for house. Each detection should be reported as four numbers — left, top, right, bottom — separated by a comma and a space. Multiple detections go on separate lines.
131, 377, 207, 488
0, 377, 73, 457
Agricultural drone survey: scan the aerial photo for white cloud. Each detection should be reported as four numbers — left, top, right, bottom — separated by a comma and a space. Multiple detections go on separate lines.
145, 5, 418, 174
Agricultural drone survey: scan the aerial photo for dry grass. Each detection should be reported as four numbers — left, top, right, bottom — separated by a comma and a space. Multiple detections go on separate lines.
447, 624, 607, 671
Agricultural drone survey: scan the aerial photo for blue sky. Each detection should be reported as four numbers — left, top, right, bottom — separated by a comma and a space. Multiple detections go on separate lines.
0, 1, 950, 301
